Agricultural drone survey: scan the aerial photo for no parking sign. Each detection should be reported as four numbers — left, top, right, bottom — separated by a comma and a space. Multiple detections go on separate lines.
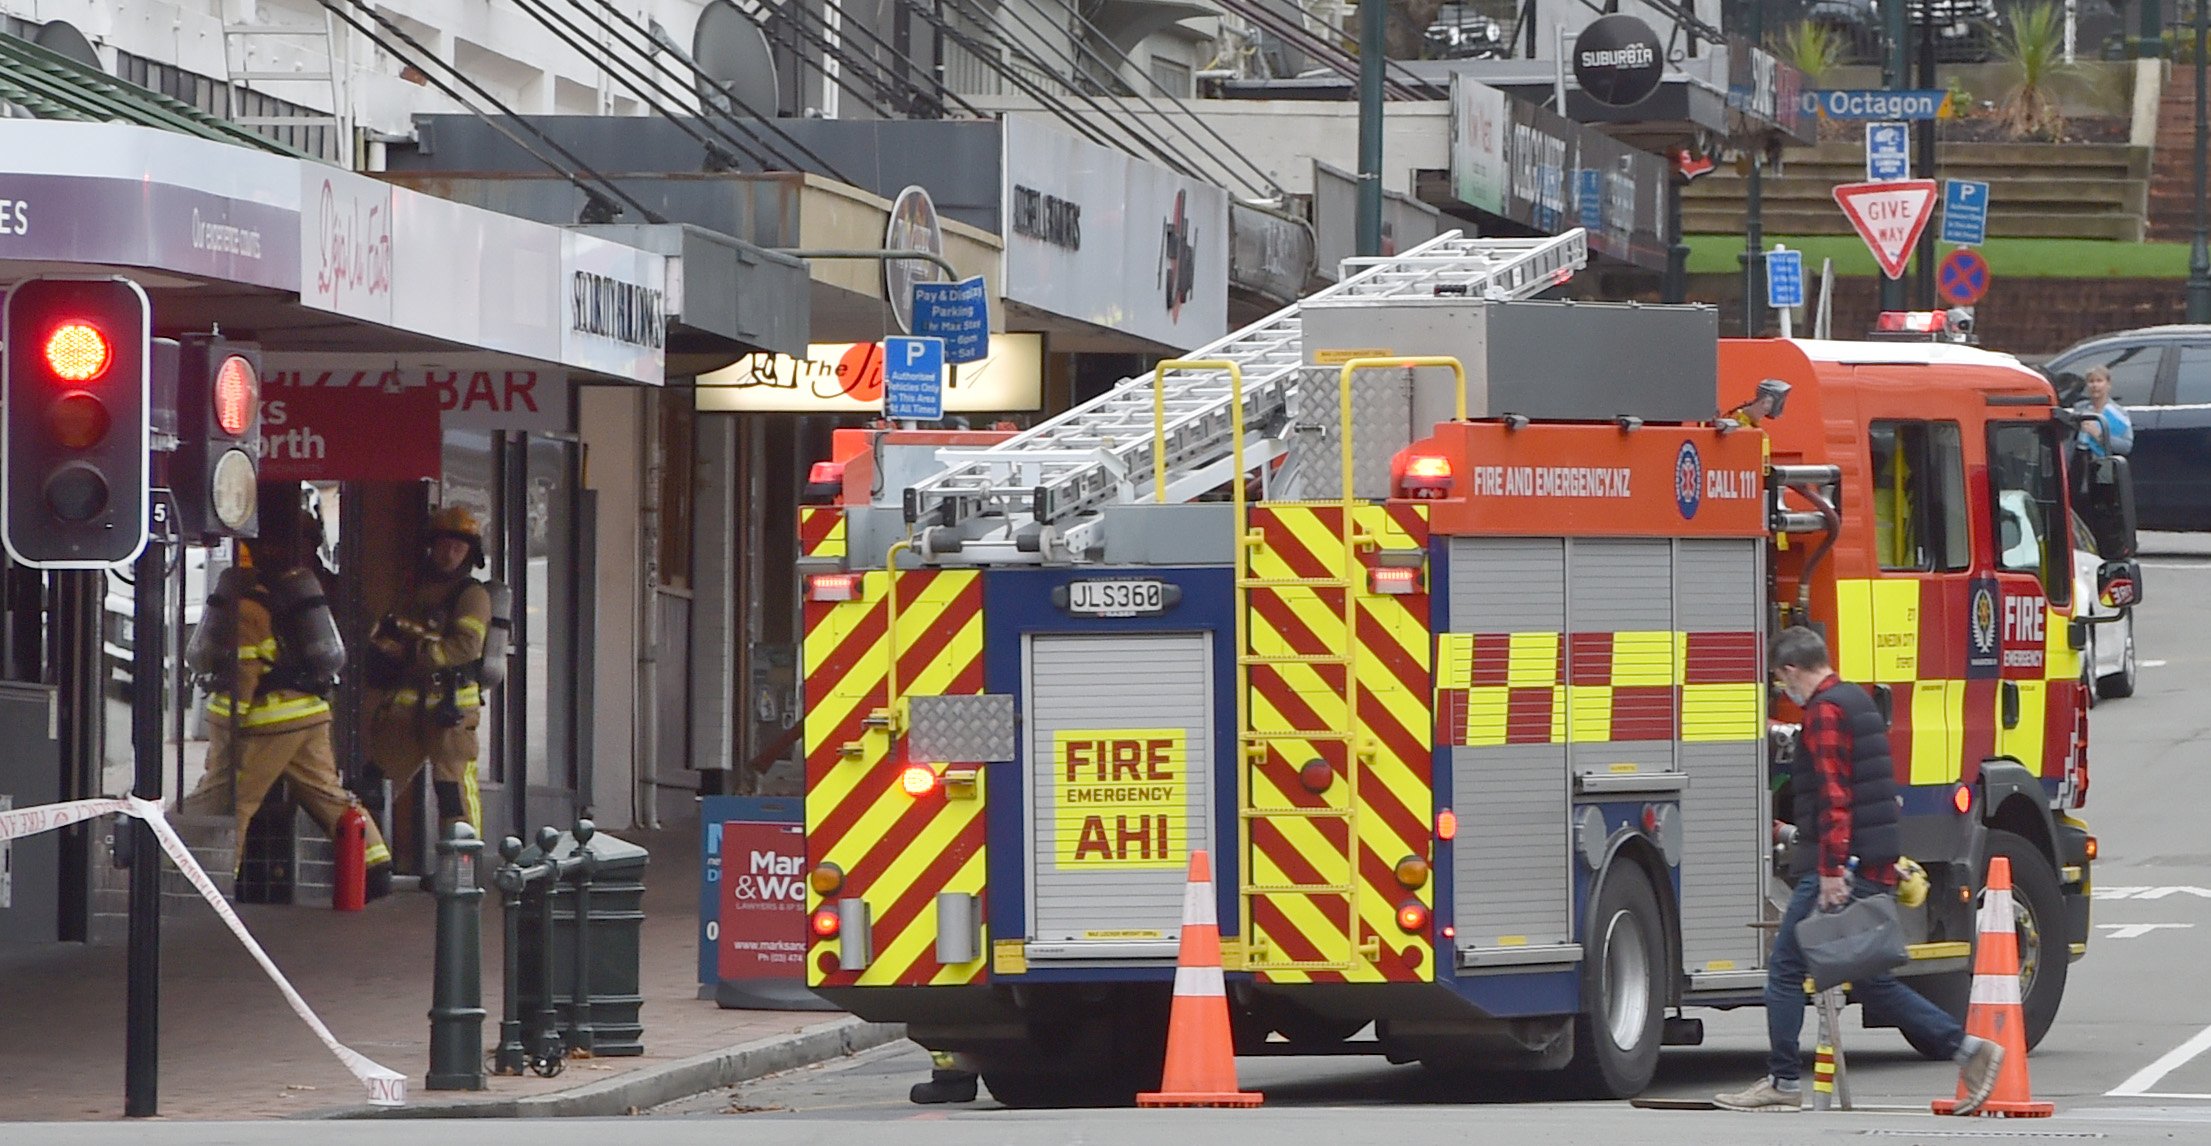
1937, 249, 1990, 307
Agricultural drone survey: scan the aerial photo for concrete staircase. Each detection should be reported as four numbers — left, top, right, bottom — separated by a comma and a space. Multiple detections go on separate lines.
2150, 67, 2200, 241
1684, 142, 2150, 242
86, 807, 335, 945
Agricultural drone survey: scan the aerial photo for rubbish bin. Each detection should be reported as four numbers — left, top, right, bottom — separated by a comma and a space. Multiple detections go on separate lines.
513, 828, 649, 1056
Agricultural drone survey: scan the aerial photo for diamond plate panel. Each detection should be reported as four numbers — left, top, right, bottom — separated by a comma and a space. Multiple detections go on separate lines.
1288, 365, 1412, 499
907, 694, 1017, 762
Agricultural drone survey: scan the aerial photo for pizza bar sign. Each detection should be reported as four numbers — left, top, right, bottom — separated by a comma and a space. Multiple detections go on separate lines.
260, 355, 570, 433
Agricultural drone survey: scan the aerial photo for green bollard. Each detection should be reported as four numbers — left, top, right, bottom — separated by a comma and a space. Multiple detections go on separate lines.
427, 823, 487, 1091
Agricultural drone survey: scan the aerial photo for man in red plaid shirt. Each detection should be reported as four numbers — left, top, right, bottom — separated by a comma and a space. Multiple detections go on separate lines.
1716, 627, 2002, 1113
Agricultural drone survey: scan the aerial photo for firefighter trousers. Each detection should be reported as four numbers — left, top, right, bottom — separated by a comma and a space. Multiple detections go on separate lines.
185, 722, 392, 870
367, 704, 483, 834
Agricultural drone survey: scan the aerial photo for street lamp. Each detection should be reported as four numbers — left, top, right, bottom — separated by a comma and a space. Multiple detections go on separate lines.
2189, 0, 2211, 322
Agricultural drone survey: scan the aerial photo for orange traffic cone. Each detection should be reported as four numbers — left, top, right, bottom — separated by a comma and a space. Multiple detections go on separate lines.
1136, 850, 1262, 1108
1932, 856, 2053, 1118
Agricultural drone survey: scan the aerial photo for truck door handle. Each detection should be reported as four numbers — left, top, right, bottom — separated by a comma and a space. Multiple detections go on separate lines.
2002, 681, 2020, 729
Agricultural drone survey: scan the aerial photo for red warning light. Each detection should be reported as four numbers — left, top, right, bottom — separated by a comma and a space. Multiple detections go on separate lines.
213, 355, 258, 436
43, 321, 111, 383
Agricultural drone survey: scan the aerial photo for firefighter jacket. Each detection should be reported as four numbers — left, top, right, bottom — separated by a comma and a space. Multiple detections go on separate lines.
206, 591, 333, 735
384, 573, 493, 715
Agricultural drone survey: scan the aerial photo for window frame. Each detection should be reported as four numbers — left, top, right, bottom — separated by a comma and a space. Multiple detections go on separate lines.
1868, 418, 1971, 574
1986, 420, 2074, 609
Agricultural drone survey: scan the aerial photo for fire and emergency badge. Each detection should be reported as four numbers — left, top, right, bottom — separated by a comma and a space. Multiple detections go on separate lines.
1967, 577, 2001, 677
1673, 440, 1703, 519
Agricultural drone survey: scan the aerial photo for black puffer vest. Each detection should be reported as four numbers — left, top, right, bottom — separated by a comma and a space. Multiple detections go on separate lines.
1791, 678, 1902, 878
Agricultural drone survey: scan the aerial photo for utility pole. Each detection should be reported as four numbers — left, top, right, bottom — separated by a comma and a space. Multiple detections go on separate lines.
1881, 0, 1909, 312
1915, 9, 1938, 309
125, 531, 166, 1117
1739, 0, 1766, 336
1355, 0, 1386, 257
2190, 0, 2211, 322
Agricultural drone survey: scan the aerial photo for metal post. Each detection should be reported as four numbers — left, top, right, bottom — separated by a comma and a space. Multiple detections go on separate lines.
533, 825, 565, 1067
1743, 157, 1765, 337
2191, 0, 2211, 322
124, 539, 165, 1118
1881, 0, 1910, 312
1354, 0, 1386, 257
566, 820, 598, 1057
2142, 0, 2167, 59
427, 823, 486, 1091
1664, 173, 1689, 304
1915, 9, 1938, 310
492, 836, 529, 1075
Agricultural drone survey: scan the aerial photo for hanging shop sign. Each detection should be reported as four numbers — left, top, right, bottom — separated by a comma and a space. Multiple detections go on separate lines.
1001, 117, 1228, 349
257, 380, 443, 483
1448, 76, 1672, 270
696, 333, 1044, 414
259, 354, 571, 433
1573, 15, 1664, 108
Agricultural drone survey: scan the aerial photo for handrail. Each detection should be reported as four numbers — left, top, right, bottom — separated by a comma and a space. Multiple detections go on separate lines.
1151, 358, 1246, 502
883, 537, 914, 737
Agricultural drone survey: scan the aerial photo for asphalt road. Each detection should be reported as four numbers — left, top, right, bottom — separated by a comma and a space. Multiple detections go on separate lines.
20, 537, 2211, 1144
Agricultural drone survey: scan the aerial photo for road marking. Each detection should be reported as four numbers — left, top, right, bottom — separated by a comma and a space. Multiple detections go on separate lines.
2139, 561, 2211, 570
2093, 886, 2211, 900
2109, 1021, 2211, 1096
2098, 923, 2195, 940
2142, 659, 2169, 668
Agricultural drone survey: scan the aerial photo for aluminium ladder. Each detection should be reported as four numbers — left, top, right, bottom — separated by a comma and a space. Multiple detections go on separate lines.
902, 229, 1589, 563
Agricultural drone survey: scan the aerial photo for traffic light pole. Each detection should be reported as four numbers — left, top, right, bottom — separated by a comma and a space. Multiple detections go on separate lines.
124, 535, 165, 1117
1881, 0, 1909, 312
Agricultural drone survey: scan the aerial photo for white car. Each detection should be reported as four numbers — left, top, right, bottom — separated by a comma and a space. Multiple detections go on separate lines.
2071, 512, 2136, 701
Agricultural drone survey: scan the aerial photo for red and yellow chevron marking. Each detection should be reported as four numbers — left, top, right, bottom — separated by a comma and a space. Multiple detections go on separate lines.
1243, 504, 1434, 984
1436, 630, 1760, 746
802, 568, 984, 988
798, 506, 847, 559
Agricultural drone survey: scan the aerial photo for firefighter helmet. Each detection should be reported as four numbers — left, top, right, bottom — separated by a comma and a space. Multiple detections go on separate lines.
429, 505, 483, 542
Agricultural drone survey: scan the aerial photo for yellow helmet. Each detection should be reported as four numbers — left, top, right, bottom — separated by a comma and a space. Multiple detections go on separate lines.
429, 505, 482, 541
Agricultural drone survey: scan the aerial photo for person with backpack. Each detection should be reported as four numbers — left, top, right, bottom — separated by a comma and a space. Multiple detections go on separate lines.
184, 505, 392, 900
367, 505, 499, 837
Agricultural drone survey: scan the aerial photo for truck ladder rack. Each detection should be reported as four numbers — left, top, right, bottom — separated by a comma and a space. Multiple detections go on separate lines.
902, 230, 1589, 562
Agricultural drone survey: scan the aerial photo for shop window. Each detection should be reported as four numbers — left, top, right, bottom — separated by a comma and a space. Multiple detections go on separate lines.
657, 397, 695, 590
1869, 420, 1969, 572
1988, 422, 2072, 608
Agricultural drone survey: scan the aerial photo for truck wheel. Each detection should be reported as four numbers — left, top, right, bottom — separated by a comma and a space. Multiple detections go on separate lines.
1989, 829, 2069, 1051
2097, 623, 2137, 700
1901, 831, 2068, 1055
1561, 863, 1666, 1098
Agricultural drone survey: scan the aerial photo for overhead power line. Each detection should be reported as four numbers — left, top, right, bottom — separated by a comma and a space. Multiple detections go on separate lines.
323, 0, 662, 223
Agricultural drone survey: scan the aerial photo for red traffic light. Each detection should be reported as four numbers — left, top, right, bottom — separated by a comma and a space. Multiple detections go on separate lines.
213, 354, 257, 436
43, 321, 113, 383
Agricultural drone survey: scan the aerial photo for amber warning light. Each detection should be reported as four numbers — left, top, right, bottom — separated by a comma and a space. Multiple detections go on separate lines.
43, 321, 112, 383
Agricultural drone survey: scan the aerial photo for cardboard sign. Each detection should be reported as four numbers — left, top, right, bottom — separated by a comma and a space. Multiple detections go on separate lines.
257, 383, 441, 482
716, 821, 809, 982
1053, 729, 1187, 869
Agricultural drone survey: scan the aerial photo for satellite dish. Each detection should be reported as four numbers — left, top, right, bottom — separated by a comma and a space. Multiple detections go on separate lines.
33, 20, 104, 72
693, 1, 780, 119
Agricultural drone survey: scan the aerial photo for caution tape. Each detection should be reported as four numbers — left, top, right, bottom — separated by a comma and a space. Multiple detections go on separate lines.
0, 796, 408, 1107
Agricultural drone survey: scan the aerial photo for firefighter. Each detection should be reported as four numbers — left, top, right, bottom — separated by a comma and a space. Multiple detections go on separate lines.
367, 505, 493, 837
183, 510, 392, 899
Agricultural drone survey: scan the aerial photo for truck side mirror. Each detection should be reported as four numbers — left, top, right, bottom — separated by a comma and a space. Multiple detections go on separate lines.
2097, 557, 2143, 609
1869, 683, 1893, 728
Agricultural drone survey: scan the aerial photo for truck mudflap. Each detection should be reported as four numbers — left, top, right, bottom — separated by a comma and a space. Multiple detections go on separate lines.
2055, 813, 2095, 963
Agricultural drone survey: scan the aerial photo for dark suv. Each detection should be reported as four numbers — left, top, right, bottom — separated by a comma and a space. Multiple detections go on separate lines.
2044, 325, 2211, 532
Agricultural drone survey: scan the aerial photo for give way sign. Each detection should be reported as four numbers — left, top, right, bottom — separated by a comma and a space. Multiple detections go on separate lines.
1833, 179, 1939, 280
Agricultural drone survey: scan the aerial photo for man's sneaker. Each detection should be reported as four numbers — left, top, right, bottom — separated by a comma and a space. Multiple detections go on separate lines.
1951, 1036, 2006, 1116
1714, 1076, 1802, 1112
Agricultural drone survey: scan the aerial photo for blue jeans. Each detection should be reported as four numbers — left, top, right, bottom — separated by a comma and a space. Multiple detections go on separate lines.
1766, 874, 1963, 1083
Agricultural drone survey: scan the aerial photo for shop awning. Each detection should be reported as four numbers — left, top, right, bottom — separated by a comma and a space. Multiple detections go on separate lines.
0, 31, 307, 159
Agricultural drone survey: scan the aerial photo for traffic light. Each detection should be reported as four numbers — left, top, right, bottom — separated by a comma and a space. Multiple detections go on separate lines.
2, 276, 152, 569
172, 333, 262, 542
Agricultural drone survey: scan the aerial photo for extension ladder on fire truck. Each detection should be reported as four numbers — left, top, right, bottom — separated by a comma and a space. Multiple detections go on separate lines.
900, 229, 1589, 564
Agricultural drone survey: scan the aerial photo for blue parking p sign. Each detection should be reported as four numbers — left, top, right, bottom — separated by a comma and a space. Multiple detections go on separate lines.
882, 336, 946, 421
1941, 179, 1990, 246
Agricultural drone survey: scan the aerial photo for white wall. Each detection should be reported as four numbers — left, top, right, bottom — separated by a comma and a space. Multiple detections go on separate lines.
970, 94, 1452, 198
580, 383, 644, 828
0, 0, 712, 136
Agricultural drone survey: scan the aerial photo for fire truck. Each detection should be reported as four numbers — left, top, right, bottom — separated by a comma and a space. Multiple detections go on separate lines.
793, 230, 2139, 1105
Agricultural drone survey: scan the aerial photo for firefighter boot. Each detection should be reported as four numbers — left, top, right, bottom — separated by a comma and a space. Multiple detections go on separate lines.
909, 1069, 979, 1104
365, 862, 394, 903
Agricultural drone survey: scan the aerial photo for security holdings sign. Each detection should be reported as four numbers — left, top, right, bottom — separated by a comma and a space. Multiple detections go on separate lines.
1833, 179, 1938, 280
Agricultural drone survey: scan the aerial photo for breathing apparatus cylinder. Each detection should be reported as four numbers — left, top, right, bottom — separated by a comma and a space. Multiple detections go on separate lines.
265, 565, 347, 690
476, 581, 514, 690
185, 566, 260, 679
